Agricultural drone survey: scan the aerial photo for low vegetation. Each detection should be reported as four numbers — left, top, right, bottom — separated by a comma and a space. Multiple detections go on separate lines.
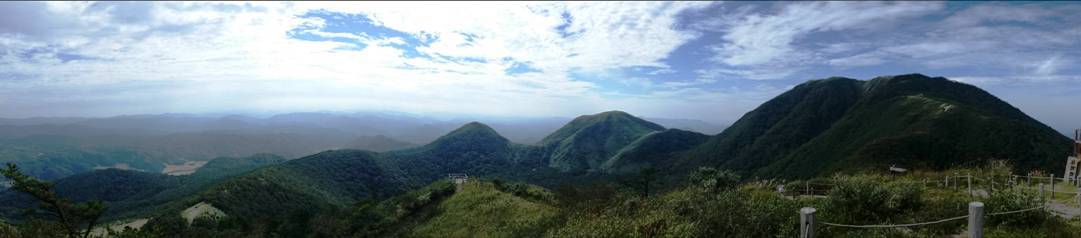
6, 158, 1076, 238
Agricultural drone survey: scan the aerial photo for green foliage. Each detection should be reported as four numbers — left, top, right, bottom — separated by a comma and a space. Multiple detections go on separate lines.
548, 186, 802, 238
541, 111, 665, 173
2, 163, 107, 238
0, 154, 284, 221
684, 74, 1070, 179
601, 129, 709, 174
985, 187, 1046, 227
409, 181, 560, 238
491, 179, 556, 204
688, 167, 740, 193
823, 176, 926, 226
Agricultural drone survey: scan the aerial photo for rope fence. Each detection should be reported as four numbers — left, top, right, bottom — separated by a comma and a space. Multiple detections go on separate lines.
987, 205, 1044, 216
820, 215, 968, 228
801, 203, 1049, 238
780, 172, 1081, 200
789, 172, 1081, 238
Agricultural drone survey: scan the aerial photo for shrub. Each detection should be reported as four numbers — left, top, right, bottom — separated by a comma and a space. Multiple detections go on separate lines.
985, 187, 1046, 227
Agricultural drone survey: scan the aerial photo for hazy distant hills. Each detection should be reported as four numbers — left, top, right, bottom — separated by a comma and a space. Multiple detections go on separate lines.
0, 111, 724, 181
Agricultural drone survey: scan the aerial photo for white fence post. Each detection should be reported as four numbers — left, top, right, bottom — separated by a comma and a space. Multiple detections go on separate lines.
955, 174, 960, 190
967, 174, 972, 197
1050, 174, 1055, 200
968, 202, 984, 238
805, 182, 810, 197
1039, 184, 1045, 202
800, 207, 816, 238
946, 175, 950, 188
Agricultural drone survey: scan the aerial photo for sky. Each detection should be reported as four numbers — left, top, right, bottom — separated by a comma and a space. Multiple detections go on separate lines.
0, 1, 1079, 134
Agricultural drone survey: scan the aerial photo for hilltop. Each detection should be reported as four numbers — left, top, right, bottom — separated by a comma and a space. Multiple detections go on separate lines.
684, 74, 1072, 178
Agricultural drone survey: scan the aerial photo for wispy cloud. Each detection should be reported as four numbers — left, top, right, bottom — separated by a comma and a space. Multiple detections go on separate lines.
0, 1, 1079, 132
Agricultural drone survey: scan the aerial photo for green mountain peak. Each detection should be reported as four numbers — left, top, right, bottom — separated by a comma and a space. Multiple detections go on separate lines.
426, 121, 510, 152
686, 74, 1071, 178
540, 111, 666, 172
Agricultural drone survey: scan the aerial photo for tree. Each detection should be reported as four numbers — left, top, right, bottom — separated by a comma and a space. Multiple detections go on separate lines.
688, 167, 739, 193
1, 163, 107, 238
637, 166, 658, 198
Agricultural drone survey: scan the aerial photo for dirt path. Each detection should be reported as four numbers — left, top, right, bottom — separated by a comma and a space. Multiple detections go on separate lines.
1047, 201, 1080, 219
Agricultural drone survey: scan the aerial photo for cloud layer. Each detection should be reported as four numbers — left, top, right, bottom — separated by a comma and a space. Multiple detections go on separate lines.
0, 2, 1078, 133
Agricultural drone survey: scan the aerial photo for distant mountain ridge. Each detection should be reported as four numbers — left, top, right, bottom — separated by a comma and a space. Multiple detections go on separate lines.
4, 74, 1071, 227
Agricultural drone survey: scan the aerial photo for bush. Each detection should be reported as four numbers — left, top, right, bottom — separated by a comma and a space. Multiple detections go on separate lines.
688, 167, 740, 193
825, 178, 897, 223
985, 187, 1046, 227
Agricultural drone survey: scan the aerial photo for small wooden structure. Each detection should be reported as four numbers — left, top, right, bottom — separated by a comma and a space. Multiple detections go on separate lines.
447, 173, 468, 185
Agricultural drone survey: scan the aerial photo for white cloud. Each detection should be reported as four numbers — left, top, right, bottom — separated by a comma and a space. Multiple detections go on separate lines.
0, 1, 723, 120
713, 2, 942, 67
1032, 55, 1067, 76
697, 2, 943, 80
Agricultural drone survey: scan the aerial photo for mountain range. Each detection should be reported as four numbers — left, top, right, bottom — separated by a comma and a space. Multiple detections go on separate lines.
0, 111, 724, 183
0, 74, 1073, 230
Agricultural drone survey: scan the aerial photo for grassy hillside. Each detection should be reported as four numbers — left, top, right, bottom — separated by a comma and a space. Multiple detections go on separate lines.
541, 111, 665, 173
601, 129, 709, 174
683, 77, 864, 175
194, 150, 406, 220
77, 163, 1081, 238
0, 154, 284, 220
686, 74, 1072, 179
380, 180, 560, 238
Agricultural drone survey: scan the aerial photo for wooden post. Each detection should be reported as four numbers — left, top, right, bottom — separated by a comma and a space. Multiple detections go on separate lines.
800, 207, 816, 238
968, 202, 984, 238
1050, 174, 1055, 200
1027, 174, 1031, 186
967, 174, 972, 197
1039, 184, 1045, 202
805, 182, 810, 197
946, 176, 950, 188
989, 177, 994, 193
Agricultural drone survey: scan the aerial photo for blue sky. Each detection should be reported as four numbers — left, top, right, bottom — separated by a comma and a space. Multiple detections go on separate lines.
0, 2, 1079, 134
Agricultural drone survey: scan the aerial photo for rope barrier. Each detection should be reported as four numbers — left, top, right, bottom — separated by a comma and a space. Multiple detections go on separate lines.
820, 215, 968, 228
820, 205, 1047, 229
987, 205, 1044, 216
